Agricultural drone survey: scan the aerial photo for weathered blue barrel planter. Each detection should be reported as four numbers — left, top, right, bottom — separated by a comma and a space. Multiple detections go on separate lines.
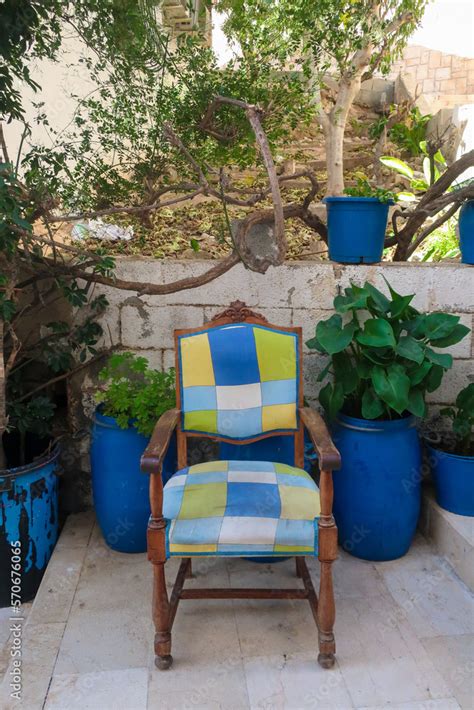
331, 414, 421, 561
427, 444, 474, 516
91, 409, 176, 553
459, 200, 474, 264
0, 445, 59, 607
324, 196, 391, 264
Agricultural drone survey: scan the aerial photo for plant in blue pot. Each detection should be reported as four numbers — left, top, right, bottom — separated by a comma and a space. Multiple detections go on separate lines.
426, 383, 474, 516
306, 280, 470, 561
324, 174, 396, 264
92, 352, 176, 553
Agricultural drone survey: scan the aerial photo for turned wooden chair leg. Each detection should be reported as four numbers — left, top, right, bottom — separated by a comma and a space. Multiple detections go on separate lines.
317, 469, 338, 669
185, 558, 193, 578
317, 557, 336, 668
152, 562, 173, 670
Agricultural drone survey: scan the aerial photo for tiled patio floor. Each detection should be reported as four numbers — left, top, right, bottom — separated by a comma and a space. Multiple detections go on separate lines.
1, 512, 472, 710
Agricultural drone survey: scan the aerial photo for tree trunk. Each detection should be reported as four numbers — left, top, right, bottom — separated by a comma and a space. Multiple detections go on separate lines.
325, 72, 364, 196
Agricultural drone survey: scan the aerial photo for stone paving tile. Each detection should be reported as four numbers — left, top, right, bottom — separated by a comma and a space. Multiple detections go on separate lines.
421, 634, 474, 710
0, 622, 65, 710
335, 591, 452, 708
45, 667, 148, 710
55, 511, 95, 550
243, 652, 353, 709
375, 537, 474, 639
27, 546, 87, 626
147, 656, 250, 709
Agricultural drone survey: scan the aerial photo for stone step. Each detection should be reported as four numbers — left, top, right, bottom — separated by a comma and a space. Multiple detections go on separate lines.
419, 482, 474, 591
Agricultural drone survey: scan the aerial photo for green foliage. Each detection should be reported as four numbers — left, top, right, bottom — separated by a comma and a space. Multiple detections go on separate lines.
7, 396, 56, 439
440, 383, 474, 456
306, 280, 470, 421
218, 0, 429, 77
380, 145, 448, 202
419, 217, 460, 262
96, 352, 176, 436
369, 107, 431, 157
390, 107, 431, 156
344, 173, 396, 203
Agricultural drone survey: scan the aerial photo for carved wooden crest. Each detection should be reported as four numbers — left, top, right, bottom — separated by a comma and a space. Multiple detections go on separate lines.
211, 300, 268, 323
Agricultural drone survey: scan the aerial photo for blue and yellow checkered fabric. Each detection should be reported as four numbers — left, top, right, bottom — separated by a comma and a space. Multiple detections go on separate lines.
178, 323, 298, 440
163, 460, 320, 557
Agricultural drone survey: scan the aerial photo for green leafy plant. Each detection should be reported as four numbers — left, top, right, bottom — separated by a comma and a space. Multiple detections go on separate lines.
390, 107, 431, 157
96, 353, 176, 436
306, 280, 470, 421
369, 107, 431, 157
344, 173, 396, 203
380, 144, 448, 201
439, 383, 474, 456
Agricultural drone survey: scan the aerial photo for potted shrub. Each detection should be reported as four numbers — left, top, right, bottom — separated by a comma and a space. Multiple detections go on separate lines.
92, 352, 176, 553
324, 175, 396, 264
426, 383, 474, 516
307, 280, 470, 561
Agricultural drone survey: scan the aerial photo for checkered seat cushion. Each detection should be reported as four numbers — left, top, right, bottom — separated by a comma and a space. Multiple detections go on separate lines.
163, 460, 320, 558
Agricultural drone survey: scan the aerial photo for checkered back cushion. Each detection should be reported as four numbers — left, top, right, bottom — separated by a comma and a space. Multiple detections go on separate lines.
177, 323, 299, 440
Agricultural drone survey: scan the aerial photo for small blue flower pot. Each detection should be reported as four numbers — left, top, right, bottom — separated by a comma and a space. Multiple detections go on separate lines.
427, 445, 474, 516
324, 196, 391, 264
459, 200, 474, 265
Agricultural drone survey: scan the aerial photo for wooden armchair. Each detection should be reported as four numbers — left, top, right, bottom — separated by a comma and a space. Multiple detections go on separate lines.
141, 301, 341, 670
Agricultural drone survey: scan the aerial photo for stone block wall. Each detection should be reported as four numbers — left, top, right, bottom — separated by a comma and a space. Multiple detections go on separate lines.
388, 45, 474, 109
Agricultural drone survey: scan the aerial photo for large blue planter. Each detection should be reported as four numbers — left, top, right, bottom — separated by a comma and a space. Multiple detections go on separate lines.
91, 409, 176, 553
427, 444, 474, 516
459, 200, 474, 264
324, 196, 391, 264
332, 414, 421, 561
0, 446, 59, 607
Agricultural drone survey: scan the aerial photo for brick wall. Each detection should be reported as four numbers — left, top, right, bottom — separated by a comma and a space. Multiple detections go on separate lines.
388, 45, 474, 109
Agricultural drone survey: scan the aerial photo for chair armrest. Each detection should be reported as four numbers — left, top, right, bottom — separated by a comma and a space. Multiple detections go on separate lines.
140, 408, 180, 474
299, 407, 341, 471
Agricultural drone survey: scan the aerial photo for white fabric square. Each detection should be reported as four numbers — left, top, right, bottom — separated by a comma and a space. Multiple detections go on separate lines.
166, 473, 187, 488
218, 516, 278, 545
227, 470, 277, 484
216, 383, 262, 411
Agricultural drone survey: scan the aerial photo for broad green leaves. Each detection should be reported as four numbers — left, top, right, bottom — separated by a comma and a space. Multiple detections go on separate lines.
372, 364, 410, 414
441, 383, 474, 456
306, 279, 470, 422
313, 315, 356, 354
357, 319, 396, 348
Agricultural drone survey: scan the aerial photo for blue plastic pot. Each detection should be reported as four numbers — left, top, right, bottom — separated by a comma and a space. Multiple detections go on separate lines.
459, 200, 474, 264
427, 444, 474, 516
331, 413, 421, 561
0, 445, 59, 607
324, 197, 391, 264
91, 409, 176, 553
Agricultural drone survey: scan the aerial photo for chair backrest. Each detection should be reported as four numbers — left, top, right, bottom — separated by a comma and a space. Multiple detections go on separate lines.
175, 301, 303, 466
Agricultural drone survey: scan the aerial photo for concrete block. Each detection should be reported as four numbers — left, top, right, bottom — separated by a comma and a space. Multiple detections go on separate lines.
142, 261, 259, 307
420, 484, 474, 590
428, 265, 474, 313
293, 307, 331, 352
302, 353, 331, 400
121, 304, 204, 349
356, 77, 394, 111
426, 359, 474, 404
163, 349, 176, 371
431, 313, 473, 359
